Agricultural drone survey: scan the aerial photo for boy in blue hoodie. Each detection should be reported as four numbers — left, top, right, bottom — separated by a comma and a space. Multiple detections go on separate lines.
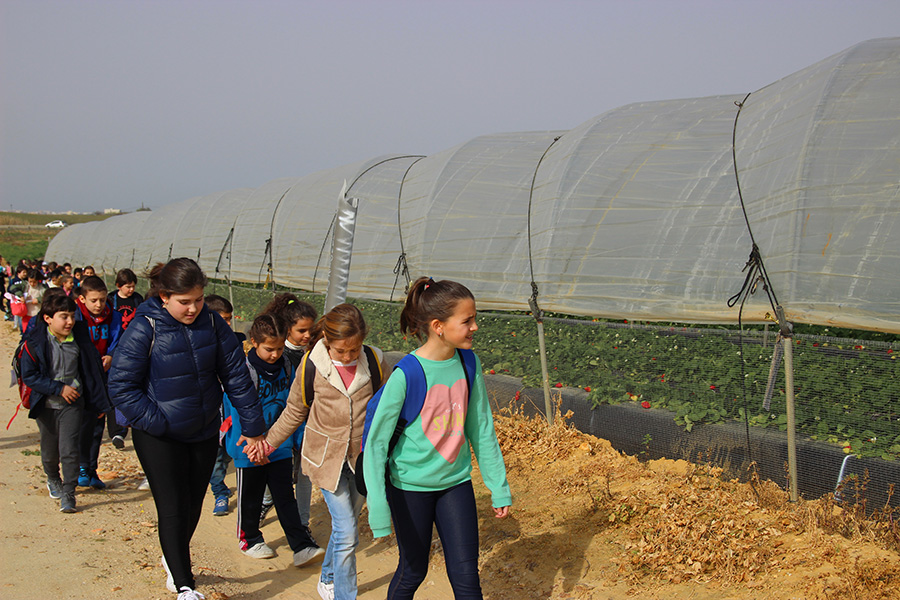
223, 313, 322, 567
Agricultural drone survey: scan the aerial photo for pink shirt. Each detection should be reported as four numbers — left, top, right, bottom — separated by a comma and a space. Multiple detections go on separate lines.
333, 360, 358, 390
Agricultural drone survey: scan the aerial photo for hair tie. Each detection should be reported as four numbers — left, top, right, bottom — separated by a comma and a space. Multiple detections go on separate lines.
288, 299, 295, 304
424, 277, 434, 291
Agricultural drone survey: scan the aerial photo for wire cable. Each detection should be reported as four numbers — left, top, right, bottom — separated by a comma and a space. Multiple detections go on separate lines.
526, 135, 562, 318
728, 93, 785, 470
391, 157, 425, 301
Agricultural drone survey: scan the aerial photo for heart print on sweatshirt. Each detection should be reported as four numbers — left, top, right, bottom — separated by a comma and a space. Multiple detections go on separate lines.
419, 378, 469, 463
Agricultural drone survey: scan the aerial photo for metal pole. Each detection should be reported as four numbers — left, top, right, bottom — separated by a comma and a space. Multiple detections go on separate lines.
535, 319, 554, 424
777, 306, 798, 502
325, 183, 359, 313
528, 289, 554, 425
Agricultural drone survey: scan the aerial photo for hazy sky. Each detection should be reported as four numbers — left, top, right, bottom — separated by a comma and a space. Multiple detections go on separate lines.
2, 0, 898, 213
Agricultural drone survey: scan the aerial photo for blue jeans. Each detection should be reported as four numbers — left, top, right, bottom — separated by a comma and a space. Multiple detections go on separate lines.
320, 463, 365, 600
386, 480, 482, 599
209, 445, 232, 498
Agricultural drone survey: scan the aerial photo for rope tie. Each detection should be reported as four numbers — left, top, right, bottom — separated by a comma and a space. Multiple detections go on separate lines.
727, 244, 778, 313
391, 252, 411, 301
528, 281, 543, 322
260, 237, 273, 288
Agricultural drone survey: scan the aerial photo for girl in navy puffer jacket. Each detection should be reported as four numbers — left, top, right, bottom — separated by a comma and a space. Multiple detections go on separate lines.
108, 258, 266, 600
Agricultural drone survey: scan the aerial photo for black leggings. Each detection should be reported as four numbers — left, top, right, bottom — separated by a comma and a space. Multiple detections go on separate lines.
132, 429, 219, 590
386, 480, 482, 599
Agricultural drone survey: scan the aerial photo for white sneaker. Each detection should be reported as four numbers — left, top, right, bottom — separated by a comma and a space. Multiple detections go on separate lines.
177, 587, 205, 600
138, 477, 150, 490
161, 555, 176, 592
317, 580, 335, 600
242, 541, 276, 559
293, 545, 325, 567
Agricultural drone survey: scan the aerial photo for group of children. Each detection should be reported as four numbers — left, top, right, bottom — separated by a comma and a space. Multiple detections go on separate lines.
19, 257, 511, 600
18, 266, 145, 510
3, 260, 94, 331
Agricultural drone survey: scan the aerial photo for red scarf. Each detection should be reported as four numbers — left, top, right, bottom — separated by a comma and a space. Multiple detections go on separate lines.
75, 297, 112, 356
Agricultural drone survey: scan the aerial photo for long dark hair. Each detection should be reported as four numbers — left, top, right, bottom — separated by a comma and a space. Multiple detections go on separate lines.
262, 293, 318, 325
146, 258, 207, 299
399, 277, 474, 341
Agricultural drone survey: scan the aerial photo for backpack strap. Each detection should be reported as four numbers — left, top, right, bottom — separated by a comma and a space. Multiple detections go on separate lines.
363, 345, 383, 391
457, 348, 477, 399
300, 351, 315, 408
396, 354, 427, 428
247, 357, 259, 391
144, 316, 156, 355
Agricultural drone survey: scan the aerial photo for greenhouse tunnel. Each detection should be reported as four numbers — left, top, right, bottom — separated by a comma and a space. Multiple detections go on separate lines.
48, 37, 900, 505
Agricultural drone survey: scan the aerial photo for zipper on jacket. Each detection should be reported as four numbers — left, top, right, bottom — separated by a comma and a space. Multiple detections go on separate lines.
182, 326, 205, 401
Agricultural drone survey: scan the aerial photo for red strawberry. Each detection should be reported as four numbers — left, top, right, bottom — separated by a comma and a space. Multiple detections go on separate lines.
554, 382, 563, 388
489, 369, 495, 375
641, 400, 651, 409
584, 386, 591, 392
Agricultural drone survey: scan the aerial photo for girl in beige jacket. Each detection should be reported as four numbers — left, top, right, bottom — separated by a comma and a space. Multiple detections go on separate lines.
258, 303, 387, 600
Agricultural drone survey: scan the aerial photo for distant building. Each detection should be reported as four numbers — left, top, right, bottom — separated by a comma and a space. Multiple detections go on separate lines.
103, 208, 122, 214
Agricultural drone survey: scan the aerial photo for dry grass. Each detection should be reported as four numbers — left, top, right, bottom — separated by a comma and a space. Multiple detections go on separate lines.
489, 394, 900, 598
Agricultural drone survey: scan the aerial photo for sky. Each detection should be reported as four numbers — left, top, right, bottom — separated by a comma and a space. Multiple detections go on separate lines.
1, 0, 899, 214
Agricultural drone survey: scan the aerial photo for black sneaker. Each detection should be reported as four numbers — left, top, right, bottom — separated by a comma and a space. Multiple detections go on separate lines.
47, 478, 63, 499
112, 435, 125, 449
60, 493, 77, 513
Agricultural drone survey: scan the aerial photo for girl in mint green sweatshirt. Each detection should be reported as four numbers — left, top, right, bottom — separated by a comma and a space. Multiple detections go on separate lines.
363, 277, 511, 599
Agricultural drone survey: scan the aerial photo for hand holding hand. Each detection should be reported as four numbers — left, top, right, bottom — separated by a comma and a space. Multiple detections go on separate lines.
239, 435, 273, 465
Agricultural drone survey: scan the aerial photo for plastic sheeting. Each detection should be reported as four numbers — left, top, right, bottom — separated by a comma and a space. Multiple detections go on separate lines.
47, 38, 900, 333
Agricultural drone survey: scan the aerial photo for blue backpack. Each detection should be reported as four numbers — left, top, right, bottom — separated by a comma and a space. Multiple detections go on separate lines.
355, 348, 477, 496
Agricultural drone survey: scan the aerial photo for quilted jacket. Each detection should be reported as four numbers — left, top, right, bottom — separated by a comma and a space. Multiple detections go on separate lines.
108, 296, 264, 443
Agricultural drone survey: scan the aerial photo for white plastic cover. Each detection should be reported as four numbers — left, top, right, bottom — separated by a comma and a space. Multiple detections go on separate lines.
47, 38, 900, 333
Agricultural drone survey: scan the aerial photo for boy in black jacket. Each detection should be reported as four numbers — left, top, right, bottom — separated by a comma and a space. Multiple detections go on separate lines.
21, 292, 111, 513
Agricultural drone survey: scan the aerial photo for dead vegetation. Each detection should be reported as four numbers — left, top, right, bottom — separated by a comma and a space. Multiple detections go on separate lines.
484, 396, 900, 599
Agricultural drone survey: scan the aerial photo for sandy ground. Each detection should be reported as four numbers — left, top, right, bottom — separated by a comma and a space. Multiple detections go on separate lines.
2, 320, 899, 600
